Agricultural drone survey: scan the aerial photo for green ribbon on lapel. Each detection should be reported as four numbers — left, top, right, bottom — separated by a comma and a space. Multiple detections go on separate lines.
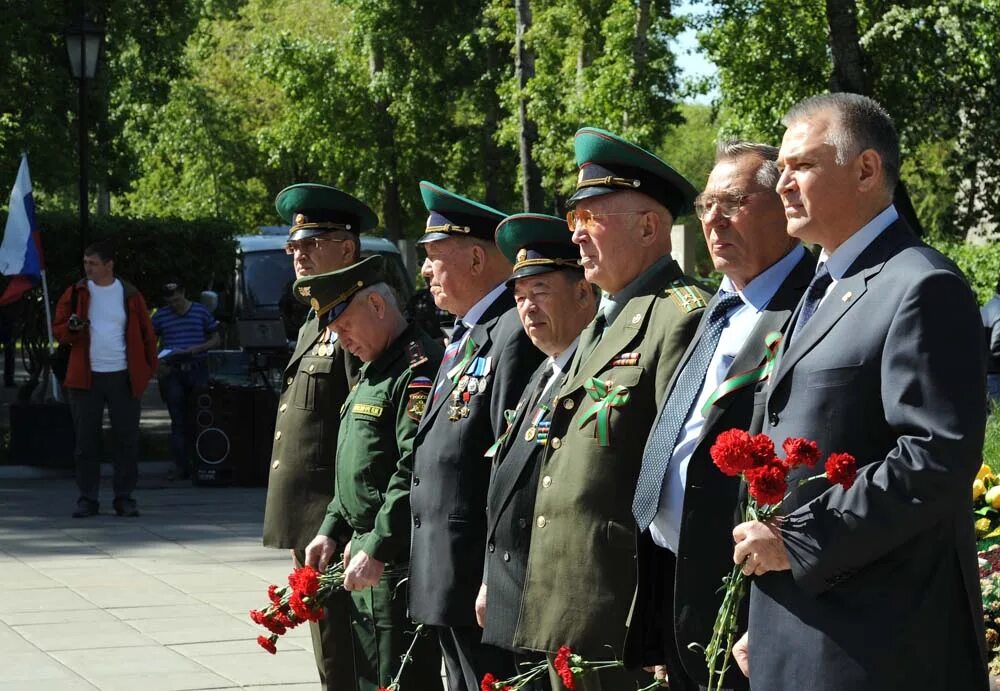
700, 330, 782, 416
484, 408, 518, 459
578, 377, 630, 447
446, 336, 477, 382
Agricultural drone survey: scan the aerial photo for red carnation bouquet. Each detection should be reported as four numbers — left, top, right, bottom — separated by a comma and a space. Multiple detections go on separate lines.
696, 430, 857, 690
250, 563, 346, 654
480, 645, 664, 690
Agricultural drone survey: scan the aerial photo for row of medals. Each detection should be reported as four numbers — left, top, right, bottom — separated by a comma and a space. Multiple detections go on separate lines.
311, 329, 336, 357
448, 373, 490, 421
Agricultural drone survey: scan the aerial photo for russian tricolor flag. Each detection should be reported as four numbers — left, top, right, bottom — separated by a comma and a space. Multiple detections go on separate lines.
0, 154, 43, 305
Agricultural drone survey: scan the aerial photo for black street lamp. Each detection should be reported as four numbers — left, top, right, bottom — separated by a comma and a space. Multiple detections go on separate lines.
65, 16, 105, 258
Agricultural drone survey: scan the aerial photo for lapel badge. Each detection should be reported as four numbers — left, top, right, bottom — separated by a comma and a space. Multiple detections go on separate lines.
841, 291, 853, 303
310, 297, 320, 312
298, 285, 311, 297
631, 313, 642, 324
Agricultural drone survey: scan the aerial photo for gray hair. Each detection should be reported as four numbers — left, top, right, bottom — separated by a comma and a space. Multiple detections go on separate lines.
781, 93, 900, 190
357, 282, 398, 310
715, 140, 780, 189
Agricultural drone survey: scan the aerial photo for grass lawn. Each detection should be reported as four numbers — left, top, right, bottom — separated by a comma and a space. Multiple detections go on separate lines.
986, 411, 1000, 472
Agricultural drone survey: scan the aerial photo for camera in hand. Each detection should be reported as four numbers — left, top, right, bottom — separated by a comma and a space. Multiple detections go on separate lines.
68, 314, 89, 330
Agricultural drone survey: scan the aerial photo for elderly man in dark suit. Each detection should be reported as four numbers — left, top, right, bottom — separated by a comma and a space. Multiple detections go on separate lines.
731, 93, 988, 690
408, 183, 546, 691
475, 213, 598, 683
626, 141, 813, 691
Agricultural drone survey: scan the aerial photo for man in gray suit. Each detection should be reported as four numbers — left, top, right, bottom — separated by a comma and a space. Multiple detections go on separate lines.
626, 141, 812, 691
732, 93, 988, 690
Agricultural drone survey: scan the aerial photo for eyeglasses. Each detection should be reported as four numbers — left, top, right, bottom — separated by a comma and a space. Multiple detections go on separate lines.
565, 209, 650, 232
693, 191, 758, 220
284, 236, 350, 255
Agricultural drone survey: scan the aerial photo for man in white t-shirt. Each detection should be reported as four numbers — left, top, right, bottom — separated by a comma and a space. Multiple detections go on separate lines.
53, 241, 158, 518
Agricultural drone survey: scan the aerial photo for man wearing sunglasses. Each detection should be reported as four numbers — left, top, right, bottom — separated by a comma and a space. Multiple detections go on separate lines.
261, 183, 371, 690
626, 141, 814, 690
512, 127, 709, 690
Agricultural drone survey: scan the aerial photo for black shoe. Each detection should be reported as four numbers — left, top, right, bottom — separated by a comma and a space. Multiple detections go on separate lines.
113, 497, 140, 517
72, 498, 99, 518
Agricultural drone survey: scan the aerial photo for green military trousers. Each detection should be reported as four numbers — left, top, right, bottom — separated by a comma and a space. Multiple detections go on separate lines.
348, 568, 441, 691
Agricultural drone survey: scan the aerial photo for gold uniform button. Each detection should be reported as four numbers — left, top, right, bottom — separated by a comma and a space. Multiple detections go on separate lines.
550, 437, 562, 449
536, 515, 547, 528
280, 403, 288, 412
524, 427, 536, 442
562, 399, 574, 410
286, 377, 293, 386
542, 476, 552, 488
271, 460, 280, 469
274, 431, 281, 441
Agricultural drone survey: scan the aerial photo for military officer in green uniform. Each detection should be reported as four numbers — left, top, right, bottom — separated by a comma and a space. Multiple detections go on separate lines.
512, 128, 711, 690
476, 213, 599, 688
262, 183, 371, 689
300, 256, 443, 691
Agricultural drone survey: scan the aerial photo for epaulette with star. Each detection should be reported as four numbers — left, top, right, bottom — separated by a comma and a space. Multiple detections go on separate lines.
406, 340, 429, 368
665, 278, 707, 313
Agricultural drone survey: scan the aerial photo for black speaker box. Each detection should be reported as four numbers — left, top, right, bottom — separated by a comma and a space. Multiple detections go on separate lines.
193, 381, 277, 486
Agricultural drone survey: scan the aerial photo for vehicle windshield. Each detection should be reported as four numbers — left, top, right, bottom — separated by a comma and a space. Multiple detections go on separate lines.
242, 251, 294, 318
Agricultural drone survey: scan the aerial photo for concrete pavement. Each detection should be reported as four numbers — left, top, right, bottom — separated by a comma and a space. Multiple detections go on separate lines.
0, 472, 320, 690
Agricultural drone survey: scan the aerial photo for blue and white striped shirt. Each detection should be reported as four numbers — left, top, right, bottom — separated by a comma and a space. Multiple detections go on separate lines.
152, 302, 218, 358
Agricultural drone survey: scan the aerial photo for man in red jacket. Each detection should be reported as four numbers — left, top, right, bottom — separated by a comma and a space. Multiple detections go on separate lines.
53, 240, 158, 518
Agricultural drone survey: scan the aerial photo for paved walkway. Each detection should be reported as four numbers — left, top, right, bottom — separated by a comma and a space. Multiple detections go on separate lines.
0, 473, 319, 690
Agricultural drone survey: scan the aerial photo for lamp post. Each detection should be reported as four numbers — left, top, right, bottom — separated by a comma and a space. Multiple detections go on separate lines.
65, 17, 104, 258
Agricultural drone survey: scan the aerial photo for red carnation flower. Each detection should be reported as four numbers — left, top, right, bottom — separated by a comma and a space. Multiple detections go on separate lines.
553, 645, 576, 688
267, 584, 281, 605
261, 615, 287, 635
481, 673, 497, 691
288, 592, 312, 621
825, 452, 857, 489
710, 429, 756, 476
257, 635, 277, 654
249, 609, 265, 625
748, 434, 776, 468
746, 460, 788, 506
782, 437, 821, 469
289, 565, 321, 597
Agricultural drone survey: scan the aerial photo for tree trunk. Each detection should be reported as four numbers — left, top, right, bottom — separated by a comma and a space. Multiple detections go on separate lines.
482, 26, 503, 209
624, 0, 651, 129
825, 0, 924, 235
369, 43, 403, 244
515, 0, 544, 212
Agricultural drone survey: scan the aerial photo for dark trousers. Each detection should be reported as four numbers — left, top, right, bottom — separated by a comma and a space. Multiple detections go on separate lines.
294, 549, 358, 690
348, 567, 441, 691
68, 371, 141, 502
157, 361, 208, 473
437, 624, 517, 691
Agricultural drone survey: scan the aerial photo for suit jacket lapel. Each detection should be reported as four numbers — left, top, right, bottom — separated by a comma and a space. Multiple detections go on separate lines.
287, 314, 321, 373
486, 364, 551, 528
769, 223, 910, 391
418, 291, 512, 433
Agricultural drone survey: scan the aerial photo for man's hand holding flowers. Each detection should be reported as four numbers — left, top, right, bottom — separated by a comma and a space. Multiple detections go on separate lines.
343, 549, 384, 591
732, 520, 790, 576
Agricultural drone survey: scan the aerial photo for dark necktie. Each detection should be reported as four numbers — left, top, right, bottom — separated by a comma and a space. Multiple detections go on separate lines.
576, 310, 607, 366
789, 263, 833, 342
432, 319, 469, 400
633, 290, 744, 532
525, 361, 555, 413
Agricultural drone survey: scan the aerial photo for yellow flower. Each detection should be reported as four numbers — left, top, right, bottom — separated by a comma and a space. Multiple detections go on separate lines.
978, 464, 994, 482
975, 478, 987, 502
987, 485, 1000, 510
977, 517, 992, 537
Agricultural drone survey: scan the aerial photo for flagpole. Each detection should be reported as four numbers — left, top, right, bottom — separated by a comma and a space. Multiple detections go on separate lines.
39, 269, 59, 401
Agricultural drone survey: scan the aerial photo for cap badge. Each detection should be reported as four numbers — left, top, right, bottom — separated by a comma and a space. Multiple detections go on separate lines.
294, 213, 306, 225
517, 248, 528, 263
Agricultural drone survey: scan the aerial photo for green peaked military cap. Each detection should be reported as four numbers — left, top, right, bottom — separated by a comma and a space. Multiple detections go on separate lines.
292, 255, 385, 323
276, 183, 378, 242
417, 181, 507, 244
495, 213, 583, 286
568, 127, 697, 218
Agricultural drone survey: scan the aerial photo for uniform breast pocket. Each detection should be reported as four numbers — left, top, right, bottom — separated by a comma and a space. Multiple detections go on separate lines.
293, 357, 337, 411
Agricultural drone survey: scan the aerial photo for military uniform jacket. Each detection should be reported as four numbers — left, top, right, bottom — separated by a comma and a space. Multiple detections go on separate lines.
622, 250, 815, 688
318, 323, 443, 564
482, 358, 562, 651
513, 257, 709, 657
409, 290, 546, 627
263, 314, 360, 550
